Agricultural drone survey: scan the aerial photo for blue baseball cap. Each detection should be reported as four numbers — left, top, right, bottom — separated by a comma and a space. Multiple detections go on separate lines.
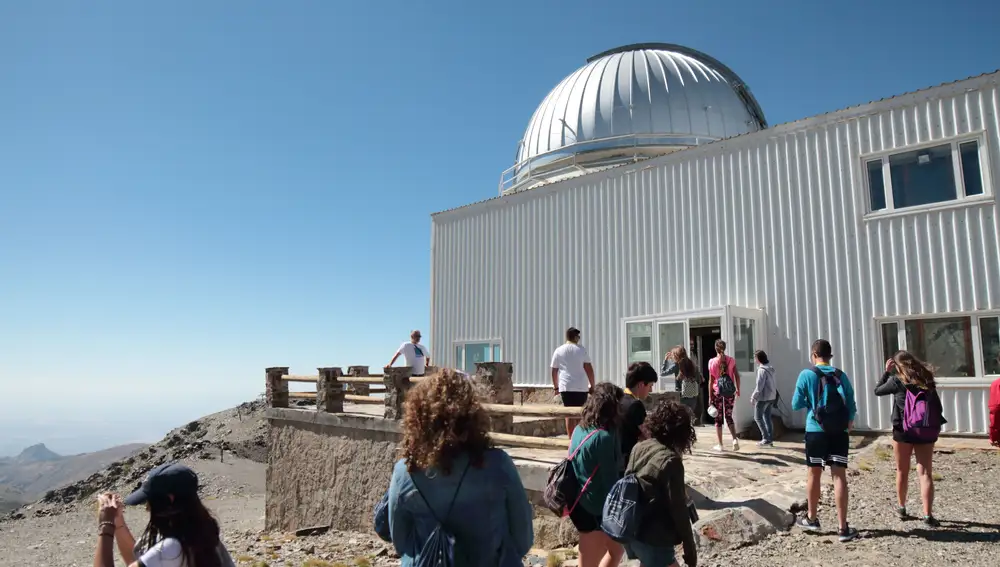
124, 462, 199, 506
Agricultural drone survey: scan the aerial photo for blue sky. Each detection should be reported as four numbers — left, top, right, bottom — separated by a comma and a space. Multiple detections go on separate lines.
1, 0, 998, 455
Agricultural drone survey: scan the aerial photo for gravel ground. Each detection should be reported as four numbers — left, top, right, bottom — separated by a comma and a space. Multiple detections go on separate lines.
701, 446, 1000, 567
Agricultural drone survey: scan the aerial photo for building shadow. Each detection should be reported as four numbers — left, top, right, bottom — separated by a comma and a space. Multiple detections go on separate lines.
694, 450, 806, 467
858, 527, 1000, 544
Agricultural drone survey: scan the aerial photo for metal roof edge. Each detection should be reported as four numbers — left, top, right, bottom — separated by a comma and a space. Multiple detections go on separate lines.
432, 68, 1000, 222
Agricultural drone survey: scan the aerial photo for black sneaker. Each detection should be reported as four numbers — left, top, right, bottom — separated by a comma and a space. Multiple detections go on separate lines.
838, 525, 859, 542
797, 516, 821, 532
896, 506, 908, 520
923, 515, 941, 528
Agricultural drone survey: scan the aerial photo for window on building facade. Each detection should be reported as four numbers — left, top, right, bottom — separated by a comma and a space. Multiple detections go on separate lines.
981, 317, 1000, 375
903, 317, 975, 377
881, 322, 899, 361
455, 341, 502, 375
626, 322, 653, 365
865, 136, 987, 213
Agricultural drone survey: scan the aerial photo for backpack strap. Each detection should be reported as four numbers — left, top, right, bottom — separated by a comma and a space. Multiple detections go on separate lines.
568, 428, 602, 459
411, 461, 471, 524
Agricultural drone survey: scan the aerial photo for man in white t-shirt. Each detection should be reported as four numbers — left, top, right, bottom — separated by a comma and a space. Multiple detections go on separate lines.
388, 330, 431, 376
550, 327, 595, 437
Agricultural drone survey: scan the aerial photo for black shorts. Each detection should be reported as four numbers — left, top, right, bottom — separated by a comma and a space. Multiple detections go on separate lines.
805, 431, 850, 468
560, 391, 589, 407
892, 428, 937, 445
568, 504, 601, 533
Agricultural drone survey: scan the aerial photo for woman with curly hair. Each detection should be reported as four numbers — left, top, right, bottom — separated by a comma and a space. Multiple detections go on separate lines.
388, 369, 534, 566
875, 350, 947, 527
624, 400, 698, 567
567, 381, 625, 567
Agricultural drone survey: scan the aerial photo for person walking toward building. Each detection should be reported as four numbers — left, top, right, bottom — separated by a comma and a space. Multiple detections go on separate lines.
708, 340, 740, 451
91, 463, 237, 567
751, 350, 777, 446
620, 362, 657, 474
551, 327, 596, 437
791, 339, 859, 542
388, 330, 431, 376
568, 382, 625, 567
672, 346, 703, 424
874, 351, 946, 526
623, 400, 699, 567
387, 369, 534, 567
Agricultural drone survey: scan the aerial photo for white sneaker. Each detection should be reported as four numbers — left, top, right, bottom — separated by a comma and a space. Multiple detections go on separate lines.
732, 439, 740, 451
712, 444, 724, 452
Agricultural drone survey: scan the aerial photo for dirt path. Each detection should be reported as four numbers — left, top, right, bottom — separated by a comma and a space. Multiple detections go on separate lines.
703, 446, 1000, 567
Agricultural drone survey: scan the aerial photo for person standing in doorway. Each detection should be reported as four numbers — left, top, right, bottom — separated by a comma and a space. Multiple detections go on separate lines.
620, 362, 657, 474
708, 340, 740, 452
388, 330, 431, 376
791, 339, 859, 542
874, 351, 946, 526
751, 350, 777, 446
672, 346, 703, 424
551, 327, 596, 437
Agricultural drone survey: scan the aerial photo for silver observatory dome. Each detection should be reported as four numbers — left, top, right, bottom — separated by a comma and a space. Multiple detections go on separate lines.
500, 43, 767, 193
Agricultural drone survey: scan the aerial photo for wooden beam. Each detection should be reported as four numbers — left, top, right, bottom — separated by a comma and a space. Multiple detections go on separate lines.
288, 392, 316, 399
283, 375, 319, 383
344, 394, 382, 405
340, 377, 385, 385
481, 403, 581, 417
488, 432, 570, 450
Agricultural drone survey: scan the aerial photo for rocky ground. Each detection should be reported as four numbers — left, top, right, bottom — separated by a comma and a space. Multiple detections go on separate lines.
701, 445, 1000, 567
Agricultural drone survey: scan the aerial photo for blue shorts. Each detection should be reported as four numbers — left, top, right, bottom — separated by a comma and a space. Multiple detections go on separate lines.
624, 541, 676, 567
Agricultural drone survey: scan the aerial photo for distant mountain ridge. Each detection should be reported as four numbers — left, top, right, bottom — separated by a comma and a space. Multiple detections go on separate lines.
0, 443, 146, 514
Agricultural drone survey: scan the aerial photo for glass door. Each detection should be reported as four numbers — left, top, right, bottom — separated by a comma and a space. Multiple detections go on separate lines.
656, 320, 689, 392
724, 306, 765, 378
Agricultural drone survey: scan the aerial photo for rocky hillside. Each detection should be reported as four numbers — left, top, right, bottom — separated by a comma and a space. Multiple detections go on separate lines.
0, 443, 147, 514
2, 397, 268, 521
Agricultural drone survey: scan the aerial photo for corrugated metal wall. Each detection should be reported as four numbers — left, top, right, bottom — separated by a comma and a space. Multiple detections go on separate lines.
431, 74, 1000, 433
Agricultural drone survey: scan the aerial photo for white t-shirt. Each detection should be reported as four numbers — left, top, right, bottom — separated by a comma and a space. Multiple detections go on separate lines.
398, 342, 429, 375
550, 343, 592, 392
138, 539, 235, 567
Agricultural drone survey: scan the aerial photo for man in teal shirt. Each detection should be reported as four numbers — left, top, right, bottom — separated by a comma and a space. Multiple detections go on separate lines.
791, 339, 859, 542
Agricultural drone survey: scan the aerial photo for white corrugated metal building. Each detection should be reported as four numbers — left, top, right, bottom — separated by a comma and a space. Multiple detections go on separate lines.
430, 44, 1000, 435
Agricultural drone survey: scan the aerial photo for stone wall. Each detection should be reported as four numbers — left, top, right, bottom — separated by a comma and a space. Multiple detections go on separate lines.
266, 409, 401, 533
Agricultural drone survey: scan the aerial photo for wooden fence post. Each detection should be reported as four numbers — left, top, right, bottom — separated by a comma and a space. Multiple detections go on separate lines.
474, 362, 514, 434
383, 366, 413, 420
317, 367, 345, 413
347, 365, 371, 396
266, 367, 290, 409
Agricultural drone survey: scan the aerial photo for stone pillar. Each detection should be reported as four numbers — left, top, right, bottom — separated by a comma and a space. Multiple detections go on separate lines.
423, 365, 438, 377
474, 362, 514, 434
383, 366, 413, 420
347, 366, 371, 396
317, 367, 345, 413
266, 367, 290, 409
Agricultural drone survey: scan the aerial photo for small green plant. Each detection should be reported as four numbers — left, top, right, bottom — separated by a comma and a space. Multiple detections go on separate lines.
857, 460, 873, 472
874, 445, 893, 461
302, 560, 335, 567
253, 562, 269, 567
546, 552, 564, 567
932, 472, 944, 481
354, 557, 372, 567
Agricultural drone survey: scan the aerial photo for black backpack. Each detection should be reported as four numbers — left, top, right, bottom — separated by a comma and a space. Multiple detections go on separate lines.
716, 356, 737, 398
812, 367, 850, 433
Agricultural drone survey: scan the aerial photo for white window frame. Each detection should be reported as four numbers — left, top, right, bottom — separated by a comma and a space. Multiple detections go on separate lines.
862, 131, 993, 217
875, 310, 1000, 385
452, 339, 503, 373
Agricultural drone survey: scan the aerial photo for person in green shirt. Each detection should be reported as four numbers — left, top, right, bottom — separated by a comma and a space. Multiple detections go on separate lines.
567, 382, 625, 567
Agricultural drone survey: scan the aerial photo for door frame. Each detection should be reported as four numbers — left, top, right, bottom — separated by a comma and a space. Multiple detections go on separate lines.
621, 307, 725, 386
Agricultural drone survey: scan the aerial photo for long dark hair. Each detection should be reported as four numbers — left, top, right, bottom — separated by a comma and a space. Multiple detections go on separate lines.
580, 382, 624, 430
138, 493, 222, 567
892, 350, 936, 390
671, 346, 700, 382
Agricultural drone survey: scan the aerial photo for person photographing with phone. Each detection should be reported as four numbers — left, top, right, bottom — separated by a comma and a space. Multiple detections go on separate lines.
874, 351, 946, 527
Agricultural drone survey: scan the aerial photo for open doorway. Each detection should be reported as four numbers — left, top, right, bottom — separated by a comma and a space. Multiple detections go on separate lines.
689, 317, 722, 424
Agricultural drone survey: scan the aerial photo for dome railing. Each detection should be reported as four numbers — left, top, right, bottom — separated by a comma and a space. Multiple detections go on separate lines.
499, 132, 717, 194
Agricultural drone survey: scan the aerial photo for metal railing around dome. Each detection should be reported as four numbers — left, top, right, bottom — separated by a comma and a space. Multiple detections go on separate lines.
498, 133, 717, 194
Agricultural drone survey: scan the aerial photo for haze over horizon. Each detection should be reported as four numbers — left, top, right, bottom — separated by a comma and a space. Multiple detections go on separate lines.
3, 0, 1000, 456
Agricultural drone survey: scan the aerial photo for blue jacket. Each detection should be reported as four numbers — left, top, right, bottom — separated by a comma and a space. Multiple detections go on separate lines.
388, 449, 534, 567
792, 364, 858, 433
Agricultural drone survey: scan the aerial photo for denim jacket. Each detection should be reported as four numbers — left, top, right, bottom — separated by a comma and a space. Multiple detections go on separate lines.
388, 449, 534, 567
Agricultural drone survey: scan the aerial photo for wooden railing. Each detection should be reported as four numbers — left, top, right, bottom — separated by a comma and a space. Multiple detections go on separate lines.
265, 363, 580, 450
